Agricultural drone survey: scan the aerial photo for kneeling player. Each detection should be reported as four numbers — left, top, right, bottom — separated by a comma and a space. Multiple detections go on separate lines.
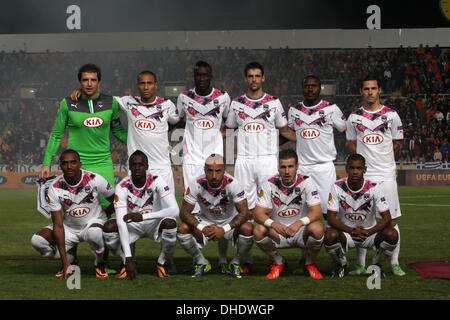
325, 154, 399, 278
177, 154, 253, 279
253, 149, 324, 279
31, 149, 114, 278
103, 150, 179, 280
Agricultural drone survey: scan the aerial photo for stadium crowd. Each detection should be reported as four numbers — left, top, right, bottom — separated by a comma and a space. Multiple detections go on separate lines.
0, 45, 448, 169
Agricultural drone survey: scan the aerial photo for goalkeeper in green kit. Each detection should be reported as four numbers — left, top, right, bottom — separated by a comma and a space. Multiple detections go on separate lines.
39, 64, 127, 208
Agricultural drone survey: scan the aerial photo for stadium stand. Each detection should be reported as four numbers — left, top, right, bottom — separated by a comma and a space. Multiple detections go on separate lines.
0, 46, 448, 168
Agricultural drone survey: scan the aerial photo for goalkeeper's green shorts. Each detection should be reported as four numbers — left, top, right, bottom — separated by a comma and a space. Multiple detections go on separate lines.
79, 154, 115, 208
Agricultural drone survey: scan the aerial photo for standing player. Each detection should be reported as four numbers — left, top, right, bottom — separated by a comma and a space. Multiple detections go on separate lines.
116, 71, 179, 194
325, 154, 398, 278
31, 149, 115, 278
177, 154, 253, 279
288, 75, 346, 221
225, 62, 296, 273
39, 64, 127, 207
102, 151, 179, 280
253, 149, 324, 279
177, 61, 230, 196
346, 75, 405, 276
176, 61, 232, 272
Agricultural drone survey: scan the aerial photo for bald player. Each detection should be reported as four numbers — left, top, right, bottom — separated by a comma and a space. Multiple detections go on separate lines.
177, 154, 253, 279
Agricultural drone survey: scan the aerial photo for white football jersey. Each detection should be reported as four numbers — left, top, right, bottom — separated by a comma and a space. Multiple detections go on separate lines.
114, 173, 172, 215
225, 93, 288, 157
47, 170, 114, 230
288, 100, 346, 165
177, 88, 230, 165
256, 173, 321, 226
184, 172, 246, 226
327, 178, 390, 229
346, 106, 403, 179
116, 95, 179, 169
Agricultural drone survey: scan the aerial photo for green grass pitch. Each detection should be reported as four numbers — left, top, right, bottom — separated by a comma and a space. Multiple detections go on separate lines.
0, 186, 448, 300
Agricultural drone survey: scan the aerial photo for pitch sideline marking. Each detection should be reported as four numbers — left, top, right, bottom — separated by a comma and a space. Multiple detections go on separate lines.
402, 203, 450, 207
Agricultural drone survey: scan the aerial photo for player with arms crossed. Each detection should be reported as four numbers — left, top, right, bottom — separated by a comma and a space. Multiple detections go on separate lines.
177, 154, 253, 279
253, 149, 324, 279
346, 75, 405, 276
102, 150, 179, 280
31, 149, 115, 278
325, 154, 399, 278
176, 61, 233, 272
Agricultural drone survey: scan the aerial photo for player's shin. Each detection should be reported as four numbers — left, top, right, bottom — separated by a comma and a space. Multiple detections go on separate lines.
217, 237, 229, 264
158, 227, 177, 265
86, 227, 106, 264
372, 241, 397, 265
230, 234, 253, 265
177, 233, 208, 265
391, 224, 400, 265
255, 236, 284, 265
305, 236, 323, 265
355, 247, 367, 266
324, 242, 347, 266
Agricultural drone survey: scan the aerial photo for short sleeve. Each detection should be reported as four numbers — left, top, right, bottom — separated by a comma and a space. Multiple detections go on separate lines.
374, 184, 390, 214
327, 184, 340, 213
225, 102, 238, 129
304, 178, 321, 207
274, 100, 288, 128
167, 99, 180, 125
346, 114, 357, 141
155, 176, 172, 199
222, 92, 231, 120
229, 179, 246, 203
391, 112, 404, 140
176, 93, 185, 119
47, 186, 62, 212
287, 107, 295, 130
96, 174, 115, 199
332, 104, 347, 132
256, 181, 273, 209
184, 184, 198, 205
113, 182, 128, 210
114, 96, 127, 112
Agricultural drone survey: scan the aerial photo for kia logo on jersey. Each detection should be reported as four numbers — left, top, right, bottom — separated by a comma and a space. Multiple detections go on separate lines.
345, 213, 367, 222
277, 208, 299, 218
244, 122, 265, 133
193, 119, 214, 129
69, 207, 90, 217
140, 209, 152, 215
300, 128, 320, 139
83, 117, 104, 128
362, 133, 384, 145
135, 119, 156, 131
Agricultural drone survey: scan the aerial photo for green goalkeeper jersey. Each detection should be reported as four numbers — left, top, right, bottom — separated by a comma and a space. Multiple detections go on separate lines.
43, 93, 127, 166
